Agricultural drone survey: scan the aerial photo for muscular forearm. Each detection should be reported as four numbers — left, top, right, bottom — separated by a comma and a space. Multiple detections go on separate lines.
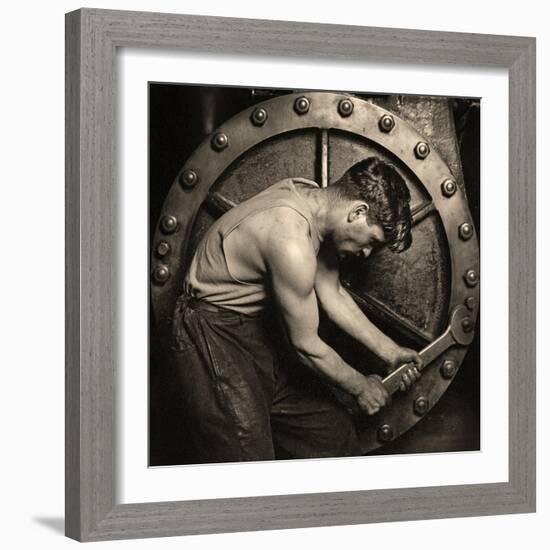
318, 285, 397, 361
294, 335, 391, 414
293, 335, 368, 397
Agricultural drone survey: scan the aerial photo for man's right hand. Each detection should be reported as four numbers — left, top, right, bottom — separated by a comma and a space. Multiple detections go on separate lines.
354, 375, 390, 415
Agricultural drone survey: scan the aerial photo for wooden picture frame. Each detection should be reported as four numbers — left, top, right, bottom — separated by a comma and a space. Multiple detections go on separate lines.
65, 8, 536, 542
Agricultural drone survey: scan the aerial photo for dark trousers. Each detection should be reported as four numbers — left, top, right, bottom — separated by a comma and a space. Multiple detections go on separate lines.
170, 293, 362, 463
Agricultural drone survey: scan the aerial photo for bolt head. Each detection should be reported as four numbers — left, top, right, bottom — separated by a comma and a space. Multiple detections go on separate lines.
379, 114, 395, 132
153, 264, 170, 284
441, 360, 457, 379
161, 215, 178, 234
465, 296, 476, 310
294, 96, 310, 115
459, 222, 474, 240
414, 396, 429, 416
338, 98, 354, 117
462, 318, 474, 333
441, 179, 457, 197
414, 141, 430, 159
180, 169, 198, 188
156, 241, 171, 257
464, 269, 479, 287
251, 107, 268, 126
211, 132, 228, 151
378, 424, 394, 443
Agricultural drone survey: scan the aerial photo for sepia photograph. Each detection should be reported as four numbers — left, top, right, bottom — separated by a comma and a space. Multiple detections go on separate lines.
149, 84, 480, 466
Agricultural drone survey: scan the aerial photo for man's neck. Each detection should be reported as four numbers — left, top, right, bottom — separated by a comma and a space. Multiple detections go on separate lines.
296, 186, 334, 242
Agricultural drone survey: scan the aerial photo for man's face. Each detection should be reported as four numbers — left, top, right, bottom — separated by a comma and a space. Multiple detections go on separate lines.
333, 202, 386, 260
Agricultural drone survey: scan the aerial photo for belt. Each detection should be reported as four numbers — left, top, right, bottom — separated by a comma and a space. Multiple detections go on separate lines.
176, 293, 262, 319
187, 296, 226, 313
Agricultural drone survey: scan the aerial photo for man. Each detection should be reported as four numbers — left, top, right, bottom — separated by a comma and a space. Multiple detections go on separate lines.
171, 156, 422, 463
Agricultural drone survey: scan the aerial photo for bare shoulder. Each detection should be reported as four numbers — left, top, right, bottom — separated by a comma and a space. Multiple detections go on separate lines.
262, 207, 317, 290
263, 208, 314, 257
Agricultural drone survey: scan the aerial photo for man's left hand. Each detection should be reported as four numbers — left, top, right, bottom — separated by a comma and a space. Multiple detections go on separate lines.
385, 346, 423, 392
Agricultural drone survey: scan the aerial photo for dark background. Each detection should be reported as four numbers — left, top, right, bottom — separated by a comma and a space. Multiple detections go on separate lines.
149, 83, 480, 465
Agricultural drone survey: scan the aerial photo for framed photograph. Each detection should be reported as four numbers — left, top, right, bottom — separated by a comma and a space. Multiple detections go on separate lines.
65, 8, 536, 542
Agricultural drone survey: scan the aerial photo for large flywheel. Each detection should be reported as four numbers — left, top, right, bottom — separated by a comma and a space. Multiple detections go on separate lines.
151, 91, 479, 454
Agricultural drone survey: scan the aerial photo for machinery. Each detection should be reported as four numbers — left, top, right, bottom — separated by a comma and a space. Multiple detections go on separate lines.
149, 87, 480, 463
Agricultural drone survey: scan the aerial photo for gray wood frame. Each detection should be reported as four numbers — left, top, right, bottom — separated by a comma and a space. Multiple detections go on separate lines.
65, 8, 536, 542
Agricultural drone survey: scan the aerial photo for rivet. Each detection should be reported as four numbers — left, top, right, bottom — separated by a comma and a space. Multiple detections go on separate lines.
161, 215, 178, 234
153, 264, 170, 284
180, 169, 198, 189
377, 424, 394, 443
459, 222, 474, 240
414, 141, 430, 159
251, 107, 268, 126
156, 241, 171, 257
211, 132, 228, 151
379, 114, 395, 132
294, 96, 310, 115
414, 396, 429, 416
338, 98, 354, 117
462, 318, 474, 333
441, 179, 457, 197
440, 360, 457, 379
465, 296, 476, 310
464, 269, 479, 287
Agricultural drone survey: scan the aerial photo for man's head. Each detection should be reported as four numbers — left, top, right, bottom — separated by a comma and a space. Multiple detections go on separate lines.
327, 157, 413, 259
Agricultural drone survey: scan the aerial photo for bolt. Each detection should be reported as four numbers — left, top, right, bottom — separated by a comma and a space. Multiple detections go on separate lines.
441, 179, 457, 197
338, 98, 354, 117
414, 396, 429, 416
153, 264, 170, 284
180, 169, 198, 189
379, 114, 395, 132
464, 269, 479, 287
211, 132, 228, 151
459, 222, 474, 241
378, 424, 394, 443
251, 107, 268, 126
462, 318, 474, 333
414, 142, 430, 159
465, 296, 476, 310
156, 241, 171, 257
441, 360, 457, 379
160, 215, 178, 234
294, 96, 310, 115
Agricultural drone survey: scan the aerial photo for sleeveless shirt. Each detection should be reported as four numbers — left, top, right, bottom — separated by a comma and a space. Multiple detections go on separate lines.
184, 177, 322, 315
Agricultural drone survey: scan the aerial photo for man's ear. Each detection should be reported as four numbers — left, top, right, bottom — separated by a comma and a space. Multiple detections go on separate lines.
348, 202, 369, 222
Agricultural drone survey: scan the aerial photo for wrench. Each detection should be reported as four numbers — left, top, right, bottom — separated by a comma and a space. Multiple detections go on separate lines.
382, 305, 476, 395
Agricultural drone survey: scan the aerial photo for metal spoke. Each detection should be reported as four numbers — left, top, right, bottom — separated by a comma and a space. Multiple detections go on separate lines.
205, 191, 237, 217
344, 285, 432, 347
411, 200, 436, 226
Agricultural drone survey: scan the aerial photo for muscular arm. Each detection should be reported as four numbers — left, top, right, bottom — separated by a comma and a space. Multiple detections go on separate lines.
314, 244, 398, 362
314, 245, 422, 384
264, 213, 388, 414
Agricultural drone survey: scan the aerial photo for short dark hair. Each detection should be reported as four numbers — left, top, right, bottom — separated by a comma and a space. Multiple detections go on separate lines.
331, 157, 413, 253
